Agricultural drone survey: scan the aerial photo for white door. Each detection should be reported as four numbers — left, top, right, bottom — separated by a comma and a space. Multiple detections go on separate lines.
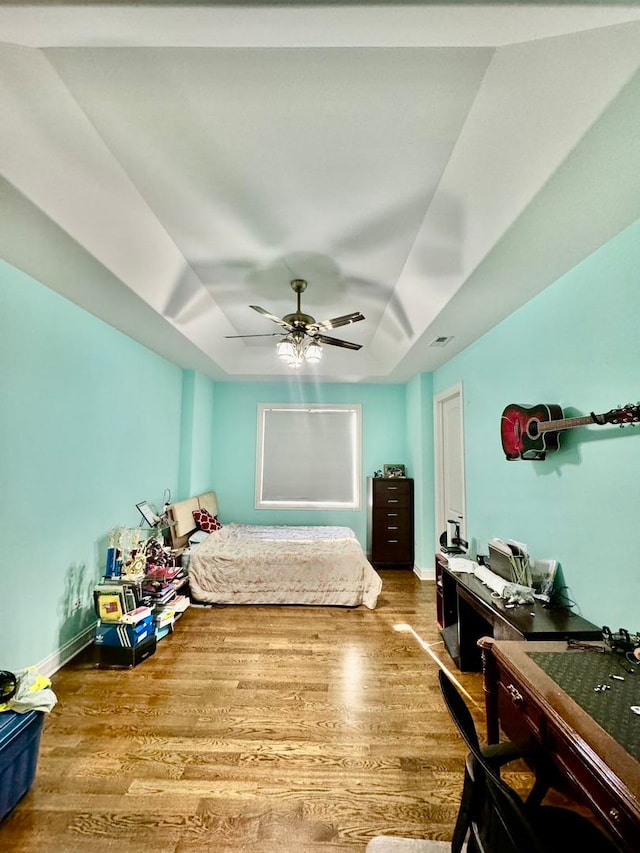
434, 383, 467, 548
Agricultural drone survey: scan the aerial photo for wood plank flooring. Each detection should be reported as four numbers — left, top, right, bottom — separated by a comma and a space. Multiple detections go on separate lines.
0, 571, 521, 852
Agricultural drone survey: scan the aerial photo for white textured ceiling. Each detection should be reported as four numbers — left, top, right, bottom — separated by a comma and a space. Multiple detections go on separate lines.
1, 3, 639, 382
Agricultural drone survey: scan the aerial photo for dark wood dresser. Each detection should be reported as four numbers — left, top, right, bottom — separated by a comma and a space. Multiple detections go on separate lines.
367, 477, 414, 569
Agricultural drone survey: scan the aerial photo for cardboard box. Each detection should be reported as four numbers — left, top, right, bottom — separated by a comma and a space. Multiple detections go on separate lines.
94, 618, 154, 648
0, 710, 44, 822
97, 635, 157, 669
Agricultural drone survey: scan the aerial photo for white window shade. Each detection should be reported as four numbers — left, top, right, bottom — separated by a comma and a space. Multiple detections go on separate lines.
256, 404, 361, 509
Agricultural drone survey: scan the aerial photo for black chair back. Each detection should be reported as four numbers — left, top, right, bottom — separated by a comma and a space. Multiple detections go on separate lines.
438, 669, 620, 853
437, 668, 480, 754
438, 669, 544, 853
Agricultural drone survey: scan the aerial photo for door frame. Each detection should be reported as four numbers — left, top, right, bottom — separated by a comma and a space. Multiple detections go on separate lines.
433, 381, 467, 548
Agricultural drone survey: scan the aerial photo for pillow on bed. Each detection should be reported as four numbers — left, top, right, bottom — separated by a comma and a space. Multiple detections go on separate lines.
189, 529, 209, 545
193, 508, 222, 533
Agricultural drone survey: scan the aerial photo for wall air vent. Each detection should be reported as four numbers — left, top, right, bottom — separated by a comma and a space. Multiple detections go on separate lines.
429, 336, 453, 347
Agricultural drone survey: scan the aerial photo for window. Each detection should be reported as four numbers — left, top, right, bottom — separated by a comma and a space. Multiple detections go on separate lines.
256, 403, 362, 510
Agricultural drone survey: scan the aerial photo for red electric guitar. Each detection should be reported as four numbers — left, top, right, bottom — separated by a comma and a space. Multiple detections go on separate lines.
500, 402, 640, 460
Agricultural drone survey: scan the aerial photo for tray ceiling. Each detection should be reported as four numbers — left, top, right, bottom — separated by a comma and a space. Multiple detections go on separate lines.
1, 3, 639, 382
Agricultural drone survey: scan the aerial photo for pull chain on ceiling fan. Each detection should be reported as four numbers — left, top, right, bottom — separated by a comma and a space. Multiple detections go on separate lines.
226, 278, 365, 368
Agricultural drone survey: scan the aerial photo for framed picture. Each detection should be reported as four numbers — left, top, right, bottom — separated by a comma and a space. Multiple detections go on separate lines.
384, 464, 406, 478
136, 501, 158, 526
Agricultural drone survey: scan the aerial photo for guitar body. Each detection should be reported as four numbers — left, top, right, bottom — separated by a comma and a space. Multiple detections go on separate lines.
501, 403, 564, 460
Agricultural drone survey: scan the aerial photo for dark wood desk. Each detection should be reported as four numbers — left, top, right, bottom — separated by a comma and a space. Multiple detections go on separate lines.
480, 638, 640, 852
435, 553, 601, 671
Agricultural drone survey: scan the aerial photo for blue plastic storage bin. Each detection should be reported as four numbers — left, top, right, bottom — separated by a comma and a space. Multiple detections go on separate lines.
0, 710, 44, 822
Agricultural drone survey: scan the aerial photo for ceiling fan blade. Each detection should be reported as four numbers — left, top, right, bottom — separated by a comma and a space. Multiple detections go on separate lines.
316, 333, 362, 351
312, 312, 365, 331
225, 333, 284, 339
250, 305, 293, 330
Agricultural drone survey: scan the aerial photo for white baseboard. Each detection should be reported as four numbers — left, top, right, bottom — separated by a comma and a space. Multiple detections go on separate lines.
37, 624, 95, 678
413, 564, 435, 581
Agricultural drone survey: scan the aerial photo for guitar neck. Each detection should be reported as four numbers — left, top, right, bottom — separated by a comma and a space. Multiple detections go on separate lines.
539, 414, 600, 433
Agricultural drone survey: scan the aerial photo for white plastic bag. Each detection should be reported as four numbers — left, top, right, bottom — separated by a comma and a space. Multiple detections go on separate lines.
0, 666, 57, 714
502, 582, 535, 606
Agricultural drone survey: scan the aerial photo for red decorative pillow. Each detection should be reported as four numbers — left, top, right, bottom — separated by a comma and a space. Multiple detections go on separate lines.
192, 508, 222, 533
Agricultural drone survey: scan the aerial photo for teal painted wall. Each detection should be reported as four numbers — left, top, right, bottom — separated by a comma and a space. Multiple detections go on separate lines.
178, 370, 216, 500
433, 220, 640, 628
0, 261, 184, 671
406, 372, 435, 570
210, 380, 408, 545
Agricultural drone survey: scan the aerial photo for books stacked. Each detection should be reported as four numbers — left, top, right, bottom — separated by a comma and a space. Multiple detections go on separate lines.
154, 608, 176, 641
153, 594, 190, 641
145, 565, 183, 582
121, 605, 153, 625
94, 595, 157, 669
92, 558, 190, 663
94, 580, 145, 618
171, 595, 190, 614
141, 577, 179, 642
94, 585, 127, 623
142, 578, 176, 606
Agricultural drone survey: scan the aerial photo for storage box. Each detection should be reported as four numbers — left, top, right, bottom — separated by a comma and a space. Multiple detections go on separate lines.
155, 622, 174, 642
97, 635, 157, 669
0, 710, 44, 822
94, 618, 154, 648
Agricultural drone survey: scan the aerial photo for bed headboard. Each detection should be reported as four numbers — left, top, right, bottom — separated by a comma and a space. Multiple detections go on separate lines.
167, 491, 219, 549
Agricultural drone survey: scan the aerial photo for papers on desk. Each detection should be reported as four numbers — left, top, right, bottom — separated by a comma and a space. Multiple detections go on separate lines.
474, 564, 510, 595
474, 564, 535, 605
443, 555, 535, 604
446, 556, 478, 573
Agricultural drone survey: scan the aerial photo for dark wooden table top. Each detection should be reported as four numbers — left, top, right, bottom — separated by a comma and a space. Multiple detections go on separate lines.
452, 567, 601, 639
486, 639, 640, 824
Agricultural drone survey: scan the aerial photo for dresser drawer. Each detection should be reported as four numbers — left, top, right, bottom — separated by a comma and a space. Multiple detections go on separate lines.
374, 479, 412, 494
373, 529, 413, 549
373, 539, 413, 563
497, 677, 545, 742
372, 511, 412, 538
374, 490, 411, 509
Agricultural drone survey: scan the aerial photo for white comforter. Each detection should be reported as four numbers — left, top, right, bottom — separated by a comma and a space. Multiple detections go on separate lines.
189, 523, 382, 608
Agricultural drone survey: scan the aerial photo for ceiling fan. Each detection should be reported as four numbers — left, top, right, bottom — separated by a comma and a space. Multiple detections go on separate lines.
226, 279, 365, 366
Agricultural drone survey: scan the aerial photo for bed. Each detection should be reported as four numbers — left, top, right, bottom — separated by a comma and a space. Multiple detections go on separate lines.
166, 491, 382, 608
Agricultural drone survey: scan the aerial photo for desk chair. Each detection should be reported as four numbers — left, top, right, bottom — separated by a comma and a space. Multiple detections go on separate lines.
437, 669, 618, 853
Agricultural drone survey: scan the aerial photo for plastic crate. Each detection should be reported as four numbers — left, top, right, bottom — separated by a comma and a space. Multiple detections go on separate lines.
0, 710, 44, 822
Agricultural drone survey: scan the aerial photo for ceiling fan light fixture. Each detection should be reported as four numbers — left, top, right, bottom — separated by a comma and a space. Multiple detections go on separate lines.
305, 340, 323, 363
276, 333, 322, 367
244, 279, 362, 367
277, 337, 295, 359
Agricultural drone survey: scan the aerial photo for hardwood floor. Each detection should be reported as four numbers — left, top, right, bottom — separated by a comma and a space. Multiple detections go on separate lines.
0, 572, 520, 852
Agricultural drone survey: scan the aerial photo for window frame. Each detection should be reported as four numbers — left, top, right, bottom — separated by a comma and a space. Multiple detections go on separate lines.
255, 403, 362, 511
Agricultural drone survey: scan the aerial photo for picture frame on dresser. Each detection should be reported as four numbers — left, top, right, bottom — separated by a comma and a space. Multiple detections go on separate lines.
383, 464, 406, 478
